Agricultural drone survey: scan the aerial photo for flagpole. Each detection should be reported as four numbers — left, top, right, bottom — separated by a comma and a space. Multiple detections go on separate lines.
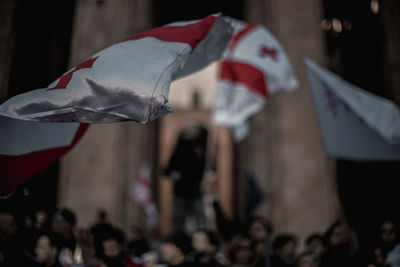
205, 60, 233, 220
215, 126, 233, 220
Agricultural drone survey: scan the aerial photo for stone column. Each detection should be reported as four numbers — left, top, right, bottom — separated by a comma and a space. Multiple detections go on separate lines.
242, 0, 341, 247
58, 0, 156, 233
216, 126, 233, 220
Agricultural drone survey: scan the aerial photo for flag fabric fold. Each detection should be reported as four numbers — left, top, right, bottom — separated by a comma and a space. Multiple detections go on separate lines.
304, 58, 400, 161
0, 14, 232, 196
212, 17, 298, 134
0, 117, 89, 196
0, 14, 232, 124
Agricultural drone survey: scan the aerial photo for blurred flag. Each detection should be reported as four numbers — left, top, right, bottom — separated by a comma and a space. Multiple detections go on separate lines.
130, 165, 159, 234
304, 58, 400, 161
0, 118, 88, 196
212, 18, 298, 141
0, 14, 232, 124
0, 14, 232, 197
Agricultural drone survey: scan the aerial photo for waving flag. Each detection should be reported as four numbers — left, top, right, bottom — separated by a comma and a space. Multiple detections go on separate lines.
0, 14, 232, 123
305, 58, 400, 161
212, 18, 298, 140
0, 14, 232, 196
0, 118, 88, 196
130, 165, 159, 234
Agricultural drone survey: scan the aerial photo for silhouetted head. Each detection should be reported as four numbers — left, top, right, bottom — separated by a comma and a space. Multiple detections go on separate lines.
52, 208, 76, 238
272, 234, 297, 263
247, 216, 273, 244
227, 232, 259, 265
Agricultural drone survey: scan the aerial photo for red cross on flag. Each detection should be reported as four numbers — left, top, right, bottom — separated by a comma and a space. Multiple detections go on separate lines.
213, 17, 298, 140
0, 14, 232, 124
0, 14, 232, 197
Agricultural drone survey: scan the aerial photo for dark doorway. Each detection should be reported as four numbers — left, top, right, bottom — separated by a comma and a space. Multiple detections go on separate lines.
153, 0, 245, 232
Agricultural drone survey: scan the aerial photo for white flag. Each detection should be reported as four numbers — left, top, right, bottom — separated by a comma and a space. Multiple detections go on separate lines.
0, 14, 232, 124
304, 58, 400, 161
213, 18, 298, 136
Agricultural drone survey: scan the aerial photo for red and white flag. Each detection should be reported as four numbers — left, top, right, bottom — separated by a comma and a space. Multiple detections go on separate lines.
0, 117, 88, 196
212, 18, 298, 140
0, 14, 232, 196
0, 14, 232, 123
130, 165, 159, 234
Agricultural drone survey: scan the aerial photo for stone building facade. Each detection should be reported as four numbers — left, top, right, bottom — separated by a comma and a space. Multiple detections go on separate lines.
1, 0, 399, 247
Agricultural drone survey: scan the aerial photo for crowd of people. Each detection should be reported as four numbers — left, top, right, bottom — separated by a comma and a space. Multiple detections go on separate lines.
1, 123, 400, 266
1, 201, 400, 267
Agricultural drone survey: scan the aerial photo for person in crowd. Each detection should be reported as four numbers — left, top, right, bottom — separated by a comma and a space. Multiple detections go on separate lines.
304, 233, 325, 257
68, 228, 93, 266
22, 208, 52, 261
35, 230, 65, 267
141, 250, 162, 267
362, 218, 399, 267
211, 191, 243, 244
91, 220, 114, 260
364, 246, 388, 267
127, 228, 151, 263
160, 231, 193, 267
90, 210, 111, 239
0, 211, 19, 266
205, 169, 275, 264
187, 228, 224, 266
377, 218, 398, 258
320, 220, 360, 267
0, 211, 36, 266
211, 189, 276, 267
270, 234, 297, 267
225, 232, 262, 267
36, 209, 51, 231
52, 208, 77, 253
201, 170, 219, 232
95, 225, 143, 267
247, 216, 274, 267
24, 211, 34, 229
164, 123, 208, 235
0, 211, 18, 241
295, 251, 321, 267
21, 210, 44, 264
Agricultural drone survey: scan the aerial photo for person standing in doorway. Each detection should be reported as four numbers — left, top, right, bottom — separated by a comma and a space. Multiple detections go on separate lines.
165, 123, 208, 235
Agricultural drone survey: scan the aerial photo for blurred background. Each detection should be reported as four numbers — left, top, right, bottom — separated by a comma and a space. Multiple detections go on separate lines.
1, 0, 399, 252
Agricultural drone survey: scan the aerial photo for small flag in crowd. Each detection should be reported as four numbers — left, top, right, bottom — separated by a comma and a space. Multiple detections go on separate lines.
212, 17, 298, 141
0, 14, 232, 124
304, 58, 400, 161
130, 165, 159, 234
0, 14, 233, 196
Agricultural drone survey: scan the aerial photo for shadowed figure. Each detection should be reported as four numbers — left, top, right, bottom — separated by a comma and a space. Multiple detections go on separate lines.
165, 123, 208, 235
